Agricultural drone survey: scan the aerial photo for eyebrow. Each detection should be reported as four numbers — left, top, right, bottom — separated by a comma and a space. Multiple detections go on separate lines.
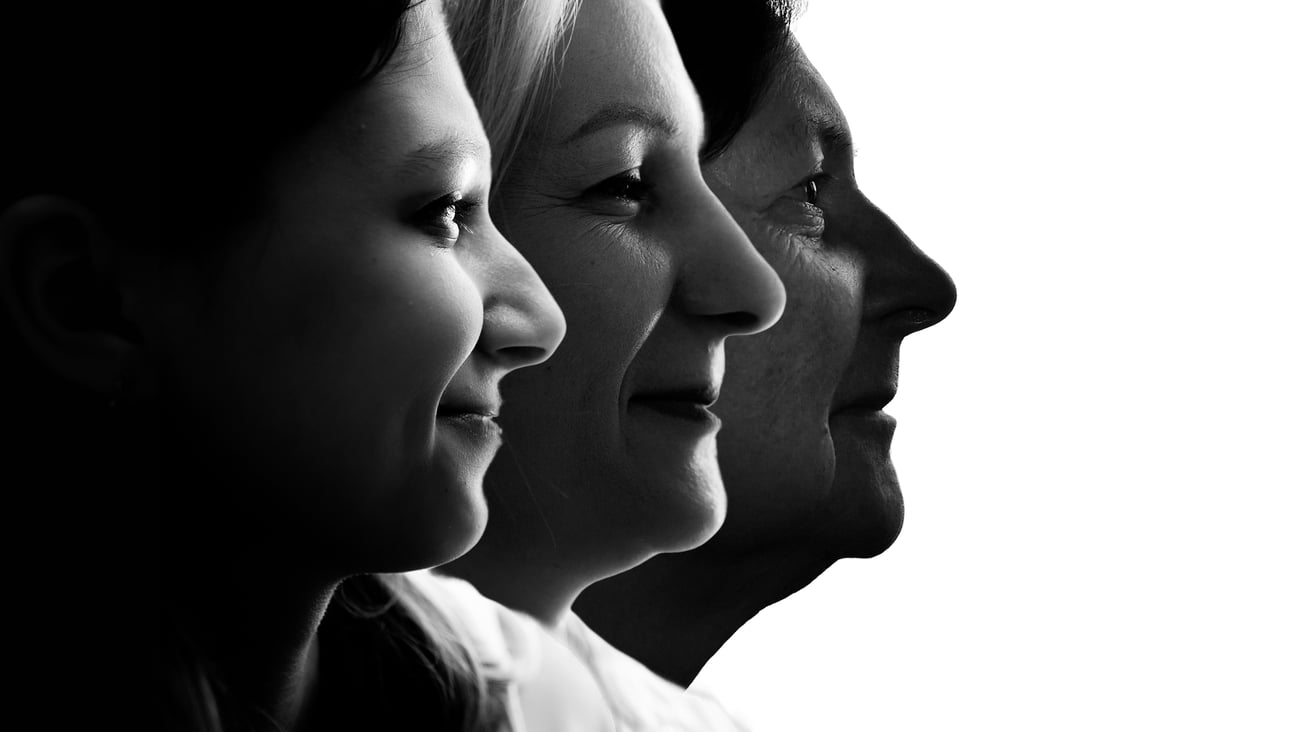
785, 110, 856, 159
563, 103, 680, 145
398, 137, 486, 180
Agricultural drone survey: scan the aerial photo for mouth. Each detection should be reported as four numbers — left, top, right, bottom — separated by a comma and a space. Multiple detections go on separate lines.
437, 399, 500, 419
628, 385, 720, 423
830, 389, 897, 417
436, 401, 502, 438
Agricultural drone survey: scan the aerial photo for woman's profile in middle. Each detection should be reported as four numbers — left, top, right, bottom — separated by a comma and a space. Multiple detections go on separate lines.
439, 0, 786, 726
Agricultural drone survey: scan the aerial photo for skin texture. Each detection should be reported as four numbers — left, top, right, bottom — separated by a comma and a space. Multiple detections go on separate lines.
161, 9, 564, 723
576, 40, 958, 686
0, 5, 564, 726
157, 10, 565, 576
442, 0, 787, 628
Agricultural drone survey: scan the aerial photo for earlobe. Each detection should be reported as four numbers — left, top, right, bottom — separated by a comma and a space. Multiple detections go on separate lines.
0, 195, 148, 398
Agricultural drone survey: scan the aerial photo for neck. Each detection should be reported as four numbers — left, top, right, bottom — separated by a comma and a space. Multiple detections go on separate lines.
165, 529, 336, 730
574, 539, 835, 686
441, 532, 614, 630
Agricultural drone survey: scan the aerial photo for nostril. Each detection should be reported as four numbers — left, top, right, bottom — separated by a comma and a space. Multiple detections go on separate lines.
889, 307, 944, 336
904, 308, 937, 326
496, 344, 551, 369
717, 310, 762, 334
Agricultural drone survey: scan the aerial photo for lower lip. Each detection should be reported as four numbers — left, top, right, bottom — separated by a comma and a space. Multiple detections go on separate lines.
829, 407, 897, 433
628, 399, 721, 428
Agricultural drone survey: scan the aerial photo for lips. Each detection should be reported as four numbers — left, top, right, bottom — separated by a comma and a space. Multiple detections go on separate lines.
436, 400, 503, 445
628, 384, 720, 423
437, 403, 500, 419
437, 393, 502, 436
831, 388, 897, 416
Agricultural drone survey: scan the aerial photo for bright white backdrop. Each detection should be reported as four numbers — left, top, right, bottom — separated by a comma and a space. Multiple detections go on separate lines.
692, 2, 1300, 730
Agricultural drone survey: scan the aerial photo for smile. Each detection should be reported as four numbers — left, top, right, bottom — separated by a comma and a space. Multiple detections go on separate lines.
628, 386, 720, 425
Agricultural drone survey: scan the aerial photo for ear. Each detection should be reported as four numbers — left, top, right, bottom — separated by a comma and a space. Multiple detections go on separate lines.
0, 195, 151, 399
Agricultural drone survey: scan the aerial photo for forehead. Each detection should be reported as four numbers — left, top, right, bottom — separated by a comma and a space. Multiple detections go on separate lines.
327, 2, 488, 174
538, 0, 702, 141
752, 45, 851, 153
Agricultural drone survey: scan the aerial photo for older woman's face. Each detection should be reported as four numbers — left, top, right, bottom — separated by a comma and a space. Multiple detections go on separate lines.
703, 43, 956, 559
487, 0, 785, 568
161, 5, 564, 573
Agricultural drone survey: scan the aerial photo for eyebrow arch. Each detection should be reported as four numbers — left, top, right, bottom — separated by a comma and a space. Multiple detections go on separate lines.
563, 103, 679, 145
398, 137, 485, 180
787, 111, 857, 158
822, 123, 855, 156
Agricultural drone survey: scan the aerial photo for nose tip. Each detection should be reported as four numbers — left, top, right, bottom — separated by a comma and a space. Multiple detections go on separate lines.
859, 196, 956, 338
481, 287, 566, 370
891, 256, 956, 336
677, 197, 787, 337
477, 236, 566, 371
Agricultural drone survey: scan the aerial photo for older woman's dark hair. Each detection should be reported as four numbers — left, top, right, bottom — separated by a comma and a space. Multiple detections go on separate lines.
661, 0, 803, 160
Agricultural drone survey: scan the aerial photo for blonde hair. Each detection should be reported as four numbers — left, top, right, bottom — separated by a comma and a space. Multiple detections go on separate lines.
444, 0, 583, 184
370, 573, 501, 730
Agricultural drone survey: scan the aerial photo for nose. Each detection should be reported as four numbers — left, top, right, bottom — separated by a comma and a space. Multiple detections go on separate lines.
474, 226, 566, 370
855, 194, 957, 338
674, 188, 786, 336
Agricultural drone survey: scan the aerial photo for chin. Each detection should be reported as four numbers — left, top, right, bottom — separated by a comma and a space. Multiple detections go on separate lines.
826, 420, 907, 558
381, 468, 491, 572
832, 472, 904, 559
635, 468, 728, 556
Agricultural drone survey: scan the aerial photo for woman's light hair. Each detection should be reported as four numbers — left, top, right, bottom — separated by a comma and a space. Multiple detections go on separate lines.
444, 0, 583, 184
376, 573, 498, 729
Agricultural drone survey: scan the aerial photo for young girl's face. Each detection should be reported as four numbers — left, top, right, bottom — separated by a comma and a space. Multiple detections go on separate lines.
160, 3, 564, 573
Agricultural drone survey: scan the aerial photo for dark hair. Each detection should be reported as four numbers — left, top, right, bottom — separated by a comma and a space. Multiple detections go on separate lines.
162, 1, 421, 250
0, 3, 489, 730
155, 3, 498, 729
661, 0, 803, 160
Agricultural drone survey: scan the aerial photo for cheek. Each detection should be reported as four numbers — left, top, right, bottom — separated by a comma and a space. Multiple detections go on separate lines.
403, 254, 483, 379
509, 220, 671, 405
749, 230, 863, 403
163, 243, 485, 494
297, 248, 483, 411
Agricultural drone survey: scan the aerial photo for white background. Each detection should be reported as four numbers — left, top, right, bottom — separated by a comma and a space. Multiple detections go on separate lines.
693, 1, 1300, 729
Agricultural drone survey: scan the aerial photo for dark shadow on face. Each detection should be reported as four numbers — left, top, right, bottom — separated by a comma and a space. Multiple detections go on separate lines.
573, 26, 957, 687
441, 0, 787, 628
706, 41, 957, 562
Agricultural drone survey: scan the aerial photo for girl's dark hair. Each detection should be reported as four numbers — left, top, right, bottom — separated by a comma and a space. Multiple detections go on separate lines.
661, 0, 803, 160
163, 0, 421, 248
155, 3, 496, 729
7, 7, 489, 730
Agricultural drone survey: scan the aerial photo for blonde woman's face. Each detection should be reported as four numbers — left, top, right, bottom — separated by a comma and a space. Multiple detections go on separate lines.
161, 3, 564, 574
484, 0, 786, 571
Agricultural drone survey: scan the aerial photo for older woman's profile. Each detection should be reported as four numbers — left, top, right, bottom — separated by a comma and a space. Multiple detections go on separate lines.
577, 0, 958, 687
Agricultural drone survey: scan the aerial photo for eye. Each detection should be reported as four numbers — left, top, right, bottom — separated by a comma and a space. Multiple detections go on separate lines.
773, 172, 831, 241
585, 168, 653, 209
412, 192, 481, 246
790, 172, 833, 209
802, 178, 820, 206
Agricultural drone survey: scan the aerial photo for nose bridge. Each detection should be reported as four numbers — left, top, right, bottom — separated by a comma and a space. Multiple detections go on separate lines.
857, 195, 957, 335
475, 228, 566, 368
674, 191, 786, 336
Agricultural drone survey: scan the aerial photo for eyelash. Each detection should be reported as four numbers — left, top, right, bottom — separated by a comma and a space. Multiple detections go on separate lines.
413, 193, 481, 246
797, 172, 834, 208
586, 168, 653, 207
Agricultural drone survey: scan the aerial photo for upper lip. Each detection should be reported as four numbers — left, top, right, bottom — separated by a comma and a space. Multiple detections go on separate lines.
438, 397, 501, 418
831, 388, 897, 414
629, 384, 720, 408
